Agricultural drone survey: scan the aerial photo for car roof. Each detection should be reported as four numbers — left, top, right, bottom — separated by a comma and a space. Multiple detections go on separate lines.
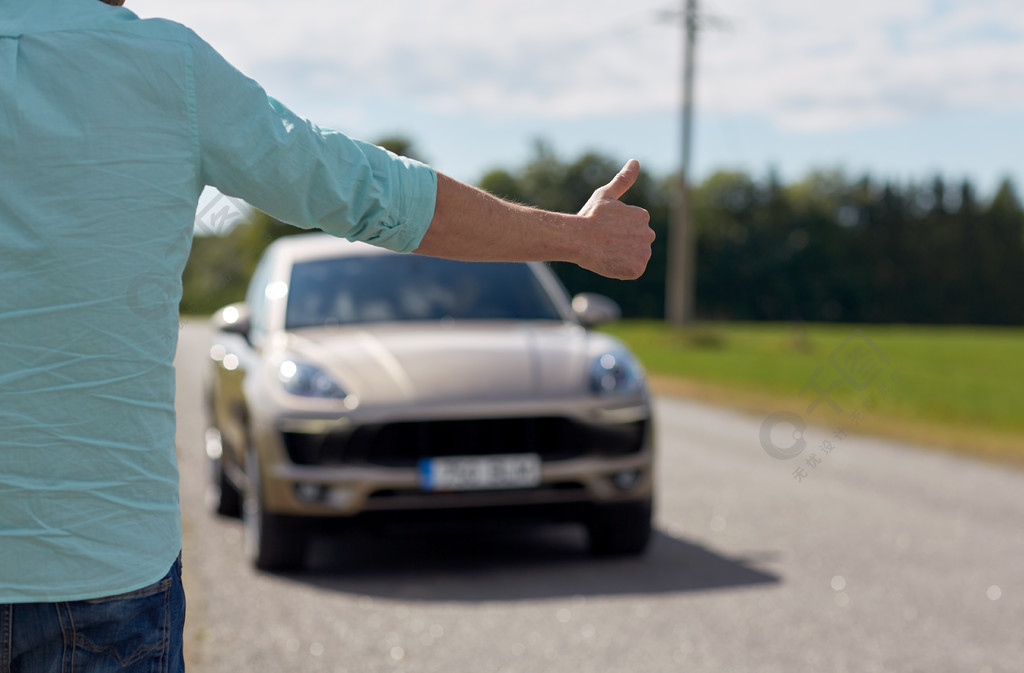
266, 232, 396, 264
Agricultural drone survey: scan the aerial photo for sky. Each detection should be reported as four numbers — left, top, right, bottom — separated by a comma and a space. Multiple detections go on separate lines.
135, 0, 1024, 200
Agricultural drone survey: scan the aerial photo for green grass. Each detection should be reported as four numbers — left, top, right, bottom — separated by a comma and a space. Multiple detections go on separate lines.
602, 321, 1024, 463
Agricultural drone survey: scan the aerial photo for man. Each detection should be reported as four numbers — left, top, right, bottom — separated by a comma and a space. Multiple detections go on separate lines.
0, 0, 653, 670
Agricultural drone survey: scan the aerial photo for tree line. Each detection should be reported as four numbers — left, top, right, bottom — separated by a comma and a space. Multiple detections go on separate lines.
181, 140, 1024, 325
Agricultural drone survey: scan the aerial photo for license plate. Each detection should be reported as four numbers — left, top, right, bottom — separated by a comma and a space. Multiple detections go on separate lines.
419, 454, 542, 491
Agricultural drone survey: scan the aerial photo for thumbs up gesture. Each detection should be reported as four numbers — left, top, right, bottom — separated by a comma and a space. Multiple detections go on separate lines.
416, 160, 653, 281
573, 160, 654, 280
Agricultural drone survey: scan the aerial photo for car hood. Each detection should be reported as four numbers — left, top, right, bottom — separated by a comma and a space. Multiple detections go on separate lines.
282, 321, 602, 406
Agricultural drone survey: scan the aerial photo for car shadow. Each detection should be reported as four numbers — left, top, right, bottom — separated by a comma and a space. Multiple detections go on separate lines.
275, 523, 781, 602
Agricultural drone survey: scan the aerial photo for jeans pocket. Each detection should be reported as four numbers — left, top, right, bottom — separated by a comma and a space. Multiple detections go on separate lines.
66, 562, 182, 673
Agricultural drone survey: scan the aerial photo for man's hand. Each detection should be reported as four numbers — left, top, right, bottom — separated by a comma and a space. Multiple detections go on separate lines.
572, 160, 654, 280
416, 160, 654, 280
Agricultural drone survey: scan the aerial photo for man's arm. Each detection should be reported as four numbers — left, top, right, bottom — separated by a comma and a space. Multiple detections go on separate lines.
188, 23, 651, 278
414, 160, 654, 280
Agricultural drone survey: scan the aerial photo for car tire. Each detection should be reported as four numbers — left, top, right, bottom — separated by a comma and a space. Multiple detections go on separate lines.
203, 409, 242, 518
207, 451, 242, 518
243, 449, 307, 571
586, 499, 653, 557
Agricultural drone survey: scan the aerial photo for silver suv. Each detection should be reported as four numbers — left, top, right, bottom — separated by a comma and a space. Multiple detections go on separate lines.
205, 233, 655, 570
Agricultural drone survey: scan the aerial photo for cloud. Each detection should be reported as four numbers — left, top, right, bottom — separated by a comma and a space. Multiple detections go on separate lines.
700, 0, 1024, 131
132, 0, 1024, 133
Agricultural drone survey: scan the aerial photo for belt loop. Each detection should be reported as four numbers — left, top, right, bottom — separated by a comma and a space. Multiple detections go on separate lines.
1, 604, 13, 673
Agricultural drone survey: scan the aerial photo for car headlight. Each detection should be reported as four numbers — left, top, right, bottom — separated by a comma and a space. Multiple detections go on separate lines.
590, 348, 644, 395
278, 360, 348, 399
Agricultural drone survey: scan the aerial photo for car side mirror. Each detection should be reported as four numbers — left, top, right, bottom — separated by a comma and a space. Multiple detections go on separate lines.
571, 293, 621, 328
211, 302, 251, 336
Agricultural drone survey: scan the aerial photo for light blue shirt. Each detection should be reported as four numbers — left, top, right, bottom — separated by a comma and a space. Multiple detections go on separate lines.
0, 0, 437, 602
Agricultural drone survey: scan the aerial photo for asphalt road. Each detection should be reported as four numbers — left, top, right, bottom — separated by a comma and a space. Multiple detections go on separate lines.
174, 321, 1023, 673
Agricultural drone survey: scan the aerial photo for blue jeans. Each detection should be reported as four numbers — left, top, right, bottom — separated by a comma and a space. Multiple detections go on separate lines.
0, 555, 185, 673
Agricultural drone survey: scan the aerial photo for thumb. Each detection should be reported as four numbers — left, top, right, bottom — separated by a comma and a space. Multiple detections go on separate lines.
598, 159, 641, 201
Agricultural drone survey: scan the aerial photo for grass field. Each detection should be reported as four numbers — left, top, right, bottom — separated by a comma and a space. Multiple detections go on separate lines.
602, 321, 1024, 465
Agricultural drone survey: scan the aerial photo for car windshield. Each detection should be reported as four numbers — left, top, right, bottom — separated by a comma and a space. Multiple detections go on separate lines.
285, 255, 565, 329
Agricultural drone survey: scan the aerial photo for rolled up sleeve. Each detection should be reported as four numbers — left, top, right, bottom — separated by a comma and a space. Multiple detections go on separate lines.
190, 33, 436, 252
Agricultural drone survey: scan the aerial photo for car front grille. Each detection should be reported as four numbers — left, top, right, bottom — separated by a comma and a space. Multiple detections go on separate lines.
282, 416, 647, 467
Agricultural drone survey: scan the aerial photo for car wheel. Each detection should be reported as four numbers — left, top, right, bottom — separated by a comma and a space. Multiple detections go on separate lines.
207, 453, 242, 518
586, 499, 653, 557
205, 427, 241, 517
243, 449, 307, 571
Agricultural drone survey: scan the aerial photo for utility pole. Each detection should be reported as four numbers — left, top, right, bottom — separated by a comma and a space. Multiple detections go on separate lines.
665, 0, 698, 325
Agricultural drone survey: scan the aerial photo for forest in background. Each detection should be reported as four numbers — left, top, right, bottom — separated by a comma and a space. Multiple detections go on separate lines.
181, 139, 1024, 325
